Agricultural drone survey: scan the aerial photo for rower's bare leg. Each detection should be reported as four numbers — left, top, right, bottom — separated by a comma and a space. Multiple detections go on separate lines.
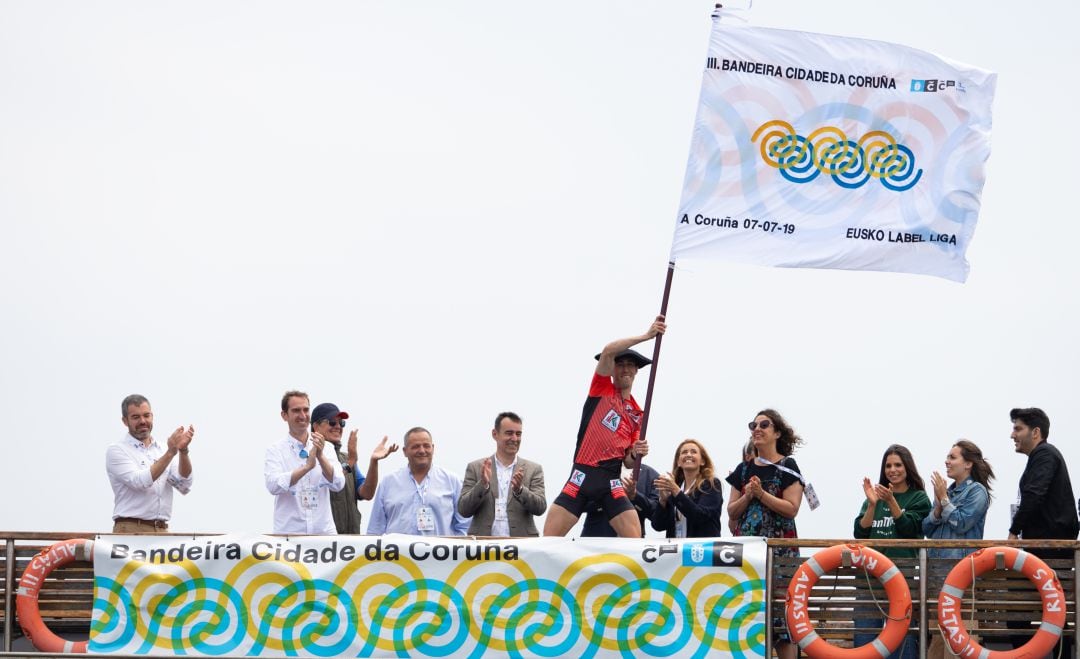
609, 509, 642, 538
542, 503, 580, 537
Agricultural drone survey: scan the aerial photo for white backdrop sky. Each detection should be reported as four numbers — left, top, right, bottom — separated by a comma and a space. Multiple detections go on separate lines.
2, 1, 1077, 540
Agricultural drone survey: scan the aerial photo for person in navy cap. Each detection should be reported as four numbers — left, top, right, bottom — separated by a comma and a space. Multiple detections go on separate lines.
310, 402, 399, 534
543, 315, 666, 538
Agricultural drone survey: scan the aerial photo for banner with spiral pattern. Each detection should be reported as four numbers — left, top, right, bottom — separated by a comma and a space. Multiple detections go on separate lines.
671, 12, 996, 282
90, 534, 767, 657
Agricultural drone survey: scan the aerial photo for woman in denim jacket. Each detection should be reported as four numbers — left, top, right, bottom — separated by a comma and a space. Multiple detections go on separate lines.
922, 440, 995, 559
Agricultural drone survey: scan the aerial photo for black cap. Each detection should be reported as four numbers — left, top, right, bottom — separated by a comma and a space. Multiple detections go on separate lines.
593, 349, 652, 368
312, 402, 349, 424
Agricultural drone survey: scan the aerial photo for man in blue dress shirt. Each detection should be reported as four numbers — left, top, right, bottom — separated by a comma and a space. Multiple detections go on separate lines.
367, 427, 470, 536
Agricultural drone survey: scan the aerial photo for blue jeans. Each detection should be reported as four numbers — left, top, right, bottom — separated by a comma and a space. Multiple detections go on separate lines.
854, 617, 917, 659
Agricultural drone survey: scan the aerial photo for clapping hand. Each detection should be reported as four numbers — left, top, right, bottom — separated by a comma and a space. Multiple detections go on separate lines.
371, 435, 399, 461
310, 432, 326, 458
873, 482, 897, 506
347, 430, 359, 464
167, 426, 194, 453
747, 475, 764, 499
862, 477, 879, 505
931, 471, 949, 502
655, 472, 678, 504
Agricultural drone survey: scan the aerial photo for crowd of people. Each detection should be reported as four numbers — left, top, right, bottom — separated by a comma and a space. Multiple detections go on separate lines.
102, 315, 1080, 657
103, 316, 1079, 547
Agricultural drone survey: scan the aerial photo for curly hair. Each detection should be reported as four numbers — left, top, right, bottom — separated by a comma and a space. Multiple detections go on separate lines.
756, 409, 804, 456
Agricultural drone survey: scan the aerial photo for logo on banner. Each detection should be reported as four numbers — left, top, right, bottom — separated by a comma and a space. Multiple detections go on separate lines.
682, 542, 744, 567
752, 120, 922, 191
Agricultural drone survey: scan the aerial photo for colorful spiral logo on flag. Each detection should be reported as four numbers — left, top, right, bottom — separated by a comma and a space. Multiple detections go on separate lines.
90, 545, 766, 657
752, 120, 922, 191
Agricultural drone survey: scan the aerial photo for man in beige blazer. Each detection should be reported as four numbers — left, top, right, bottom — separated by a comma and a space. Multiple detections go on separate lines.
458, 412, 547, 537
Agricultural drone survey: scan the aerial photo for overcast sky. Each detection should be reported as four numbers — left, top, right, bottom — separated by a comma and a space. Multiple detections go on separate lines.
2, 1, 1077, 541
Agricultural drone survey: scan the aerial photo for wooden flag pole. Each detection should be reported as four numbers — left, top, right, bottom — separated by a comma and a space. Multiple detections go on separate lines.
633, 261, 675, 482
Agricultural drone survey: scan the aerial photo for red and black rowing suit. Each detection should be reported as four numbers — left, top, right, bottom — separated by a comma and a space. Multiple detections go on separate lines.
552, 372, 641, 519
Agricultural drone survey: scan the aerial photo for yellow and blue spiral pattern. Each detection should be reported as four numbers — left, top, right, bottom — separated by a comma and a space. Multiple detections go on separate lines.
752, 120, 922, 191
91, 545, 765, 657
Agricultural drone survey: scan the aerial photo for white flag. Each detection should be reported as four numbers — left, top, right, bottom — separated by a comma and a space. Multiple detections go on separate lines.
671, 15, 996, 282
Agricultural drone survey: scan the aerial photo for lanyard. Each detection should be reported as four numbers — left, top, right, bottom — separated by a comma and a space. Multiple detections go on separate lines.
413, 475, 428, 505
754, 456, 805, 485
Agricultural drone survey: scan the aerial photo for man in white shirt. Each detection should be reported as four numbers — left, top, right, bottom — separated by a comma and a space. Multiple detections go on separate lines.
264, 390, 345, 534
106, 394, 194, 533
367, 427, 470, 536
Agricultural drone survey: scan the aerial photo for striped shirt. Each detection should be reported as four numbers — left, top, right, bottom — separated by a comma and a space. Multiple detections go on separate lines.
573, 373, 641, 466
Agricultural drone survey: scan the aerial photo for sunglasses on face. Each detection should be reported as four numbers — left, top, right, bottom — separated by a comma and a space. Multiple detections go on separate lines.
325, 419, 346, 428
748, 419, 772, 431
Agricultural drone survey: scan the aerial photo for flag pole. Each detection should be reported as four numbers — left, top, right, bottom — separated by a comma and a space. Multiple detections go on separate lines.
633, 260, 675, 482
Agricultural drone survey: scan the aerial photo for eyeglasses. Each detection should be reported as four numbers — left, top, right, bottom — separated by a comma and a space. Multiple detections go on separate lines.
748, 419, 772, 431
326, 419, 346, 429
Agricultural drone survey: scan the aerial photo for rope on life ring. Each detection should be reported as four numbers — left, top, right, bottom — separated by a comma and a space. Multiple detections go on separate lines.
15, 538, 94, 653
787, 543, 912, 659
938, 546, 1065, 659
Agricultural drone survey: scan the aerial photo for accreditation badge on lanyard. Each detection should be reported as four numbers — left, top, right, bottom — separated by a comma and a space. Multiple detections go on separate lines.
755, 457, 820, 511
415, 478, 435, 534
297, 441, 319, 512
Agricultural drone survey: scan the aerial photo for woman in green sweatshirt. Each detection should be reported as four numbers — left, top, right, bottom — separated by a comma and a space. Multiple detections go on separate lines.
852, 443, 930, 659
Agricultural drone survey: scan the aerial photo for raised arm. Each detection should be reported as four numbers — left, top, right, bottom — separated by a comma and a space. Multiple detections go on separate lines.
925, 481, 989, 536
892, 490, 931, 538
596, 316, 666, 376
356, 435, 399, 501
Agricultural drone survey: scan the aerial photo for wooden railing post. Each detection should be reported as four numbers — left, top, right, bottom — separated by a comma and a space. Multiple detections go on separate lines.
919, 546, 928, 659
1074, 547, 1079, 659
4, 538, 14, 652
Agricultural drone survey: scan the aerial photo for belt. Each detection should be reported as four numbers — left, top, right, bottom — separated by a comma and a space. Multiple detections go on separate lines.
113, 516, 169, 530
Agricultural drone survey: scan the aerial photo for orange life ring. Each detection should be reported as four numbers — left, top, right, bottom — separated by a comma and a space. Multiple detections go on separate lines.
938, 546, 1065, 659
787, 543, 912, 659
15, 538, 94, 653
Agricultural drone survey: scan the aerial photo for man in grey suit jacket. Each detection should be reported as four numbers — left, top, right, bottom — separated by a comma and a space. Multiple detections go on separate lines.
458, 412, 547, 537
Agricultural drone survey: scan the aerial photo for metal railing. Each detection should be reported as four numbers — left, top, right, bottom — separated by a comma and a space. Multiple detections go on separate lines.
2, 532, 1078, 657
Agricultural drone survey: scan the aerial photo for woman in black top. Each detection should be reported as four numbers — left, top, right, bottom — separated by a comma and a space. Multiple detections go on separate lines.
653, 439, 724, 538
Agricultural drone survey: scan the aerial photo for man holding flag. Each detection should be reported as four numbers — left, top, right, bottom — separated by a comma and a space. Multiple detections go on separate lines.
543, 316, 665, 538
